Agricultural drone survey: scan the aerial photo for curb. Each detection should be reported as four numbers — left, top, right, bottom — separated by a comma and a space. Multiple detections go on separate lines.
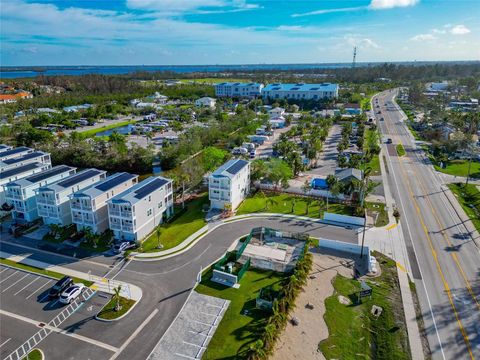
94, 291, 142, 322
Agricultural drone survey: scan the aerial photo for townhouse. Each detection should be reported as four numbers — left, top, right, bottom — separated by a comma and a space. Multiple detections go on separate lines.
107, 176, 173, 242
36, 169, 107, 226
0, 147, 33, 162
214, 82, 264, 98
0, 144, 12, 152
262, 83, 339, 101
209, 159, 250, 211
4, 165, 76, 222
71, 172, 138, 234
0, 150, 51, 172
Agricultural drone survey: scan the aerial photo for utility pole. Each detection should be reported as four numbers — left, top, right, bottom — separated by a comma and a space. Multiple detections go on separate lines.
352, 46, 357, 69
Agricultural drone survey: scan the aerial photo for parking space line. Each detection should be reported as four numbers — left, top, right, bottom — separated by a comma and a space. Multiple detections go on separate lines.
183, 340, 201, 348
0, 338, 11, 348
0, 267, 10, 274
0, 270, 18, 284
189, 319, 214, 327
2, 274, 30, 292
174, 353, 196, 360
25, 280, 52, 300
14, 277, 40, 296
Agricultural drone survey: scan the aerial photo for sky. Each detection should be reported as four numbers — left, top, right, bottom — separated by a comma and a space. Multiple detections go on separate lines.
1, 0, 479, 66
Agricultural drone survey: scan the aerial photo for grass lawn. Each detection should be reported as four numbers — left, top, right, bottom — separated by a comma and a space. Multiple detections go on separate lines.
79, 231, 113, 253
434, 160, 480, 179
0, 258, 93, 287
97, 296, 136, 320
141, 195, 209, 252
366, 202, 389, 227
79, 120, 137, 138
360, 153, 381, 176
236, 192, 355, 218
396, 144, 406, 157
196, 268, 287, 359
448, 183, 480, 233
22, 349, 43, 360
319, 252, 411, 360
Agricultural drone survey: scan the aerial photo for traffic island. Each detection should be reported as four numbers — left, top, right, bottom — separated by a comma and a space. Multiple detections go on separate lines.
22, 348, 44, 360
96, 296, 137, 322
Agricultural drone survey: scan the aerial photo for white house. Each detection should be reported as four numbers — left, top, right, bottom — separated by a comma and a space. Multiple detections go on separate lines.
148, 92, 168, 104
268, 107, 285, 118
214, 82, 264, 98
195, 97, 216, 108
428, 82, 449, 92
107, 176, 173, 242
36, 169, 106, 226
0, 162, 51, 210
70, 172, 138, 234
269, 117, 286, 129
262, 83, 339, 101
0, 147, 33, 162
0, 151, 51, 173
4, 165, 76, 223
209, 159, 250, 211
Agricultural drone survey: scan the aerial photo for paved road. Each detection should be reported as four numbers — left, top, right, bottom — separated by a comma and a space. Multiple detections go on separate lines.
375, 90, 480, 360
306, 124, 341, 177
1, 216, 356, 360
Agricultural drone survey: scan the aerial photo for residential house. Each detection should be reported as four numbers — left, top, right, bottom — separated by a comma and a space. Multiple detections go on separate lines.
36, 169, 107, 226
107, 176, 173, 242
0, 147, 33, 162
195, 97, 216, 108
344, 103, 362, 115
269, 117, 286, 129
148, 92, 168, 104
262, 83, 339, 101
268, 107, 285, 118
428, 82, 449, 92
335, 168, 363, 183
71, 172, 138, 234
63, 104, 92, 112
209, 159, 250, 211
4, 165, 76, 222
0, 151, 51, 173
214, 82, 264, 98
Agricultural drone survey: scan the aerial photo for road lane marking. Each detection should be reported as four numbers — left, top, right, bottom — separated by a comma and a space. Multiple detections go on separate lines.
26, 280, 52, 300
0, 338, 11, 348
14, 276, 40, 296
386, 223, 398, 230
2, 273, 30, 292
396, 262, 406, 272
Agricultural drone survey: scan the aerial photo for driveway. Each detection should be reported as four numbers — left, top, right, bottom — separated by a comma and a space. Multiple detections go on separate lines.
306, 124, 341, 177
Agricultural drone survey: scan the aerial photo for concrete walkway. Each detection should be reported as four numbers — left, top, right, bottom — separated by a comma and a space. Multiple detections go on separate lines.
0, 250, 142, 301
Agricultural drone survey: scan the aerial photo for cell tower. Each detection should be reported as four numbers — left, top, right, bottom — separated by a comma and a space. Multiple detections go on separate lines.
352, 46, 357, 69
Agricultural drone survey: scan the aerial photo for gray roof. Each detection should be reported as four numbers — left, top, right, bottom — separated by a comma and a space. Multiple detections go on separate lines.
37, 169, 106, 194
108, 176, 172, 206
212, 159, 249, 178
6, 165, 75, 188
0, 162, 47, 181
335, 168, 363, 181
72, 172, 138, 199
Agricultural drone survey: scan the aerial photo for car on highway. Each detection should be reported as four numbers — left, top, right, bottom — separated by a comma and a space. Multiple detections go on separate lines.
386, 138, 393, 144
59, 284, 85, 304
113, 241, 137, 254
49, 276, 73, 298
380, 117, 384, 121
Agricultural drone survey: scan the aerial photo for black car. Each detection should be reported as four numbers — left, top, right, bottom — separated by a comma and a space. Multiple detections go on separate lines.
49, 276, 73, 298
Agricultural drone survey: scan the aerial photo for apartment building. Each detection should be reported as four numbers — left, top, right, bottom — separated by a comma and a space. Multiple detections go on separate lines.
0, 162, 51, 208
214, 82, 264, 98
262, 83, 339, 101
0, 151, 51, 172
71, 172, 138, 234
4, 165, 76, 222
107, 176, 173, 242
209, 159, 250, 211
0, 144, 12, 153
36, 169, 107, 226
0, 147, 33, 162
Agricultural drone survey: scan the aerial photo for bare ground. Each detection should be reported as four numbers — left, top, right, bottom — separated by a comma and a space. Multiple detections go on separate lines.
272, 252, 355, 360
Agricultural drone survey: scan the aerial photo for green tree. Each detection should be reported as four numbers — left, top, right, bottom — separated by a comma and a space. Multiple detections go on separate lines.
113, 285, 122, 312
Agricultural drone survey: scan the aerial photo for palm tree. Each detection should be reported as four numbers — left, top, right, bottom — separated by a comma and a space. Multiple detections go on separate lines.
263, 323, 277, 350
156, 227, 163, 249
249, 339, 266, 360
83, 227, 98, 248
113, 285, 122, 312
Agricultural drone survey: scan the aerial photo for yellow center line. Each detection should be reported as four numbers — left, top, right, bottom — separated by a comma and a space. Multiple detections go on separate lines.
380, 94, 475, 359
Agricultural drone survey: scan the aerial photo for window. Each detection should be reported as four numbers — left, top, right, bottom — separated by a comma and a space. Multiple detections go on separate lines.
158, 202, 162, 208
148, 195, 151, 202
147, 209, 152, 216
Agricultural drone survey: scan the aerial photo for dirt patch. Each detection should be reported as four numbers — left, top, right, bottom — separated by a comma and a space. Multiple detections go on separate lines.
271, 252, 354, 360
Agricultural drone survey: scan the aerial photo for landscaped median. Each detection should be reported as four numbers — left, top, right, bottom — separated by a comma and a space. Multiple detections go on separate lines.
22, 348, 43, 360
396, 144, 406, 157
96, 293, 136, 321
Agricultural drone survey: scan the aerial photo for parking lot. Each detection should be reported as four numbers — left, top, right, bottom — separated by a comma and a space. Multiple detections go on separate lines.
0, 265, 117, 360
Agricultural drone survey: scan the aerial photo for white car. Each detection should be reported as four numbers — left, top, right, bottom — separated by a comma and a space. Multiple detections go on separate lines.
59, 284, 85, 304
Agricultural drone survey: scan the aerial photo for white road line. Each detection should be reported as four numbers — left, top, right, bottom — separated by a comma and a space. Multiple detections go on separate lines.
109, 308, 159, 360
14, 277, 40, 296
0, 267, 9, 274
26, 280, 52, 300
189, 319, 214, 327
183, 340, 201, 348
0, 270, 18, 284
174, 353, 196, 360
0, 338, 11, 348
2, 274, 30, 292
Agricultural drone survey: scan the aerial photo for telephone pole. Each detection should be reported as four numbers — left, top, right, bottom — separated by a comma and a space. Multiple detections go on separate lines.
352, 46, 357, 69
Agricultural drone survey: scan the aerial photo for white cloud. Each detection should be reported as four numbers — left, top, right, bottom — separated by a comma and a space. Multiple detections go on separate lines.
432, 28, 446, 34
410, 33, 436, 41
345, 36, 380, 49
292, 6, 366, 18
277, 25, 304, 31
450, 25, 470, 35
369, 0, 419, 9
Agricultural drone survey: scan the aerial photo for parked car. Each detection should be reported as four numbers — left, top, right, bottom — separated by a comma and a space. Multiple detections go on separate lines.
59, 284, 85, 304
380, 117, 384, 121
49, 276, 73, 298
386, 138, 393, 144
113, 241, 136, 254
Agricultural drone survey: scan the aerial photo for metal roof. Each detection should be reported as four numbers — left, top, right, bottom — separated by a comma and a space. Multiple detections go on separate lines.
0, 163, 44, 181
55, 169, 104, 188
212, 159, 249, 178
2, 151, 48, 165
95, 173, 137, 192
263, 83, 338, 92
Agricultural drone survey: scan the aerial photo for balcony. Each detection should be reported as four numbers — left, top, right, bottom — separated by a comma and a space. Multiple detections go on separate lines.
122, 225, 134, 232
110, 222, 121, 230
7, 193, 23, 200
37, 198, 56, 206
109, 210, 120, 217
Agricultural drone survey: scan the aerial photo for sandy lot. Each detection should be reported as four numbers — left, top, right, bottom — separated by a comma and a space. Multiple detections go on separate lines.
272, 252, 354, 360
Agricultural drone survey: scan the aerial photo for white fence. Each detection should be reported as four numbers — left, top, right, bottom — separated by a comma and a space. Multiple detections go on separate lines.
318, 238, 371, 272
323, 212, 365, 226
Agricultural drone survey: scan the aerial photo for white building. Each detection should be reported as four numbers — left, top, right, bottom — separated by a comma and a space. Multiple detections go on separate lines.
0, 151, 51, 173
268, 107, 285, 118
0, 147, 33, 162
36, 169, 106, 226
214, 82, 264, 98
4, 165, 76, 222
262, 83, 339, 101
195, 97, 216, 108
71, 172, 138, 234
107, 176, 173, 242
428, 82, 449, 92
0, 144, 12, 153
0, 162, 51, 209
209, 159, 250, 211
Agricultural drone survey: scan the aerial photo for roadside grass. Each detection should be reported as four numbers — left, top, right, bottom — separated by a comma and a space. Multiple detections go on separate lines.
0, 258, 94, 287
22, 349, 43, 360
319, 252, 411, 360
360, 153, 381, 176
448, 183, 480, 233
396, 144, 406, 157
97, 296, 136, 320
141, 194, 208, 252
366, 202, 389, 227
236, 192, 355, 218
433, 160, 480, 179
78, 120, 137, 138
406, 123, 421, 141
79, 231, 113, 253
196, 268, 287, 359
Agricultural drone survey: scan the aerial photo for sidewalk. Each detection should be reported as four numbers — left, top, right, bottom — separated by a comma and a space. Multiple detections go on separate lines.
0, 250, 142, 301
